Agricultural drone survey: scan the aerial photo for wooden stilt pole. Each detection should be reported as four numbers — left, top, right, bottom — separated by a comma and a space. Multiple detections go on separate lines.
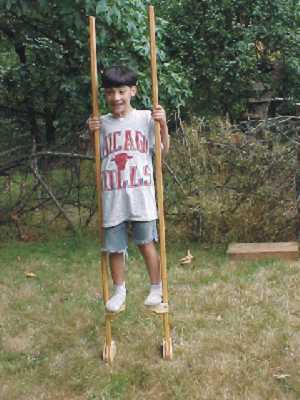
88, 16, 116, 364
148, 5, 173, 360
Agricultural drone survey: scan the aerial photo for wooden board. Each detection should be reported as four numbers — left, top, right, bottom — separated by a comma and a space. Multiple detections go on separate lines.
227, 242, 299, 261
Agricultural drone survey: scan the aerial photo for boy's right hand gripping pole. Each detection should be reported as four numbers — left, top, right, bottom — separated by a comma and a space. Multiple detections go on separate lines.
148, 5, 173, 361
88, 16, 116, 364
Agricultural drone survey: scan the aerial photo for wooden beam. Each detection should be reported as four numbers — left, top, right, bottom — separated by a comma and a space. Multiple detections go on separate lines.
227, 242, 299, 261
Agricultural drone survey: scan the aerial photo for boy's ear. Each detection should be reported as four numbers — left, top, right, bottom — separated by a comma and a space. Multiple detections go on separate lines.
130, 86, 137, 97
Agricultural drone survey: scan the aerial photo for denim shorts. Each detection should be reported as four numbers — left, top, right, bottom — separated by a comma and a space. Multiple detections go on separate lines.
102, 220, 158, 253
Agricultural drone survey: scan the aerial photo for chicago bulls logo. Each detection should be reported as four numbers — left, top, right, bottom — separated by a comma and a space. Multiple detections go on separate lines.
112, 153, 133, 171
111, 152, 133, 189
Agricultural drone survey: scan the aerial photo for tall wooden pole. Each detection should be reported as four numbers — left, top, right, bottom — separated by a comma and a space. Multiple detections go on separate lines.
88, 16, 114, 362
148, 5, 172, 360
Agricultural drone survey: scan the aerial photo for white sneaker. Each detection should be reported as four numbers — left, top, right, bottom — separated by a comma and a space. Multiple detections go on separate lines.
105, 287, 126, 313
144, 287, 162, 307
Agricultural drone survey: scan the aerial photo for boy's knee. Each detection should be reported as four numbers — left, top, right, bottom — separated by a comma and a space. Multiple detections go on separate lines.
138, 240, 153, 247
138, 240, 156, 253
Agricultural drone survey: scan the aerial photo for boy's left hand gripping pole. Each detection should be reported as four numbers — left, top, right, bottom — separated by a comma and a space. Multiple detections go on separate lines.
88, 16, 116, 364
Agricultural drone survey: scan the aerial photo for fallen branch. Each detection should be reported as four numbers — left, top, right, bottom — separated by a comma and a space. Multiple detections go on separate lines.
30, 138, 77, 232
30, 165, 76, 231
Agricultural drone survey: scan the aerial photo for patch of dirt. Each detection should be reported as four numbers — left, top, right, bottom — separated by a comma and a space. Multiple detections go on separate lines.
3, 326, 35, 353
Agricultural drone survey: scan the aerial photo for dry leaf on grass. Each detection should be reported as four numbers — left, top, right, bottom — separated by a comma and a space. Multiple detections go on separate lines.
95, 292, 102, 300
180, 249, 194, 265
25, 272, 37, 278
273, 374, 290, 380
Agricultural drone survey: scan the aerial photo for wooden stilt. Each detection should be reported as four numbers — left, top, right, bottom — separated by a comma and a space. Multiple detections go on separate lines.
148, 5, 173, 361
88, 17, 117, 364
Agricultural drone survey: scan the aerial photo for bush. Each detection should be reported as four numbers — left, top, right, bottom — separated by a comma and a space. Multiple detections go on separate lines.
165, 117, 297, 243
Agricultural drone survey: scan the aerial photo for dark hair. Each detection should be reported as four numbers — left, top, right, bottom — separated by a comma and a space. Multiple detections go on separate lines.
102, 65, 138, 88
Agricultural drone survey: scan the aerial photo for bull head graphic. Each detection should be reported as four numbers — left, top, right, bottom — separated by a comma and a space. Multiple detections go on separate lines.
112, 153, 133, 171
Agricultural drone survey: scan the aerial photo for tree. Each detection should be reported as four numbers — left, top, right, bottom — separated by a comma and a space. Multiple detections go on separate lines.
0, 0, 190, 152
153, 0, 300, 119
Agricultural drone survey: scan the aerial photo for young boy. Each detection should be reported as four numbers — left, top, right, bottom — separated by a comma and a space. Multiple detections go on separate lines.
88, 65, 170, 313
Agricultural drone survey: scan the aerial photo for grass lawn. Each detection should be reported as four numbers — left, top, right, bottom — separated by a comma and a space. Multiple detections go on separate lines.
1, 232, 300, 399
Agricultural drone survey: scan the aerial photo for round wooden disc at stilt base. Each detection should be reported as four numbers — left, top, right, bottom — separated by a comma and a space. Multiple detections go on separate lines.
102, 340, 116, 363
162, 338, 173, 360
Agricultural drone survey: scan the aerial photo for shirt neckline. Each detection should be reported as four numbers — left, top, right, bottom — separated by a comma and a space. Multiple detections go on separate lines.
109, 108, 136, 121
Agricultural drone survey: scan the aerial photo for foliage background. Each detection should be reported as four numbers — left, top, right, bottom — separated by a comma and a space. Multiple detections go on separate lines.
154, 0, 300, 118
1, 0, 299, 147
1, 0, 300, 242
0, 0, 190, 152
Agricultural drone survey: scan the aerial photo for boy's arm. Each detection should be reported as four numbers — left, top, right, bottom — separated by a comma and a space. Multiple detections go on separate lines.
152, 105, 170, 156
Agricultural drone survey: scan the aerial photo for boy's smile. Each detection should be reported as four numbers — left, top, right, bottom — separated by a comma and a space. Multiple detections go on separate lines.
105, 85, 137, 118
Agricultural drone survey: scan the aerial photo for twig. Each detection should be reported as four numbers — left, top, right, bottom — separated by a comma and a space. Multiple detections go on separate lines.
30, 138, 76, 232
30, 165, 76, 231
163, 160, 186, 194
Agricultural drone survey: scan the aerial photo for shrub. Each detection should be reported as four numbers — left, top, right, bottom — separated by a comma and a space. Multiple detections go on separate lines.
165, 117, 297, 243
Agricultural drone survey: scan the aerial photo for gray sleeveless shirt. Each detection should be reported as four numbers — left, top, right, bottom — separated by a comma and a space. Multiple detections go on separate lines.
99, 109, 158, 227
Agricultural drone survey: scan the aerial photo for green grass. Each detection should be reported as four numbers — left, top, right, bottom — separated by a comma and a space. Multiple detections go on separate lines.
1, 233, 300, 399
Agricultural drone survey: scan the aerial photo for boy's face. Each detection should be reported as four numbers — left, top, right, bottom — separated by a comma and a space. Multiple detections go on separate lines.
104, 85, 137, 117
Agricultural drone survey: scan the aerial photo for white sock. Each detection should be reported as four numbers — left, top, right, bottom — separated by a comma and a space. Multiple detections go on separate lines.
150, 282, 162, 291
114, 282, 126, 293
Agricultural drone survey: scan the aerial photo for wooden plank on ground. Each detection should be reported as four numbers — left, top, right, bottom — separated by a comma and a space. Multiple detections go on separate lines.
227, 242, 299, 261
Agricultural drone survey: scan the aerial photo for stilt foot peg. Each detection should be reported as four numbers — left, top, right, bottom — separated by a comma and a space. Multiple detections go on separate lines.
105, 304, 126, 319
145, 302, 169, 314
